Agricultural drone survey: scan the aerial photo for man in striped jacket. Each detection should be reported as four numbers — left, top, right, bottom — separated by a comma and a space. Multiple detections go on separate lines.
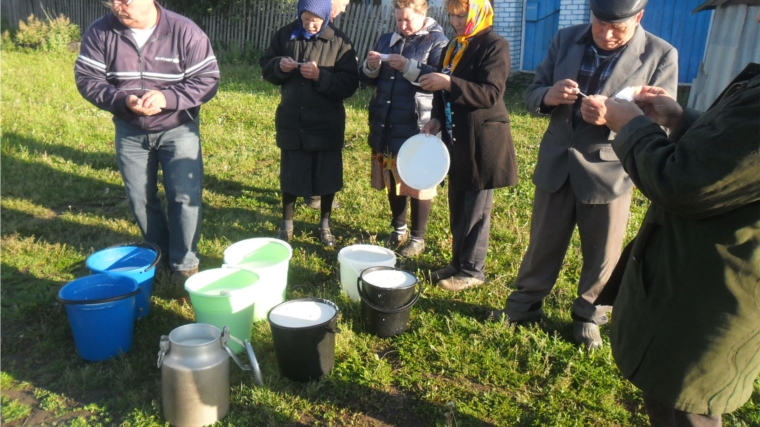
75, 0, 220, 292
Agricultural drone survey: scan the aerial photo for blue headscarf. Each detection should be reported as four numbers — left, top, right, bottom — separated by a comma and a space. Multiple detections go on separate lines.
291, 0, 332, 39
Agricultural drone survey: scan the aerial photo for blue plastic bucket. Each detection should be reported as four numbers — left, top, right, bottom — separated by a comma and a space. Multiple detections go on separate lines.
86, 242, 160, 320
57, 274, 141, 361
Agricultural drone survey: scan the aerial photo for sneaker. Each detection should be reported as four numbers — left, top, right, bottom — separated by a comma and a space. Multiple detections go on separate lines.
384, 231, 407, 248
483, 307, 544, 323
573, 320, 603, 351
276, 228, 293, 242
438, 273, 484, 292
319, 227, 336, 247
426, 265, 458, 283
398, 239, 425, 258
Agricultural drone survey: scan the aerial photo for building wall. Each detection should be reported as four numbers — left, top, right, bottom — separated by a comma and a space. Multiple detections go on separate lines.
559, 0, 590, 28
492, 1, 524, 72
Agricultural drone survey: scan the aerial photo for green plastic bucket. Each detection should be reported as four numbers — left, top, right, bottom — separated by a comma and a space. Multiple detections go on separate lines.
223, 238, 292, 322
185, 267, 259, 353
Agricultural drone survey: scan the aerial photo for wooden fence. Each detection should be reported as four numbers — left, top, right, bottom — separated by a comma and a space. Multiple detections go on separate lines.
2, 0, 454, 61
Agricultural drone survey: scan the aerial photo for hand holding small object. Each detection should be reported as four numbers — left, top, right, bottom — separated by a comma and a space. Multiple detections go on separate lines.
581, 95, 608, 125
367, 51, 382, 69
280, 57, 298, 73
418, 73, 451, 92
544, 79, 582, 106
299, 61, 320, 81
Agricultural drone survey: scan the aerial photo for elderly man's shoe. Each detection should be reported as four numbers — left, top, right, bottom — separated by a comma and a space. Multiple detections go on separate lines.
319, 227, 336, 247
426, 265, 458, 283
483, 307, 544, 323
171, 267, 198, 303
438, 273, 484, 292
573, 320, 603, 350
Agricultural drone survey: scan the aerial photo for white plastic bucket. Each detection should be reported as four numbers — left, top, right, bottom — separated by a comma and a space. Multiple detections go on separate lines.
336, 245, 396, 302
223, 238, 293, 322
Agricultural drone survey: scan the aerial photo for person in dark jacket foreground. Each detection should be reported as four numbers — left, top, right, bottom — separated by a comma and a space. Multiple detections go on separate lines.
259, 0, 359, 246
74, 0, 220, 291
603, 52, 760, 425
420, 0, 518, 291
360, 0, 448, 258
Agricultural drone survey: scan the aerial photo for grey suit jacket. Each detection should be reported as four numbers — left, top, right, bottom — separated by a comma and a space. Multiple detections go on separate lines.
524, 24, 678, 204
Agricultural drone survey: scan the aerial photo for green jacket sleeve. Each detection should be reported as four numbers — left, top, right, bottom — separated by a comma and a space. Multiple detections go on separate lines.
612, 93, 760, 221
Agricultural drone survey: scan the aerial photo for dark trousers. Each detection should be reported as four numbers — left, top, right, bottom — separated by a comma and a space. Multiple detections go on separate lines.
643, 394, 722, 427
448, 187, 494, 281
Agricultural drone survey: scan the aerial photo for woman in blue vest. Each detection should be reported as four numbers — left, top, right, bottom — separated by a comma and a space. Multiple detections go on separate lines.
360, 0, 449, 257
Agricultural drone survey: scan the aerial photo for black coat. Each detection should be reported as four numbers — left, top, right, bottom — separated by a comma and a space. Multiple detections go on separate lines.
260, 21, 359, 151
359, 20, 448, 154
431, 28, 518, 191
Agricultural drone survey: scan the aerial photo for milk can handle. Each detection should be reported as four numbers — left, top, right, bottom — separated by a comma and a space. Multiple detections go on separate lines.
156, 335, 170, 368
221, 327, 264, 387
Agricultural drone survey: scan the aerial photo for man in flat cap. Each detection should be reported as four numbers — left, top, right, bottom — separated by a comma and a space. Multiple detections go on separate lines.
486, 0, 678, 350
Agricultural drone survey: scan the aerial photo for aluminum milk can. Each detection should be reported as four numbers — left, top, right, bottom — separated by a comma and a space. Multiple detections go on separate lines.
157, 324, 262, 427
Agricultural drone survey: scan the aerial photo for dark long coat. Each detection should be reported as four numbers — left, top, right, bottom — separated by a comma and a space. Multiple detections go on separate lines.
431, 27, 518, 192
260, 21, 359, 152
259, 21, 359, 195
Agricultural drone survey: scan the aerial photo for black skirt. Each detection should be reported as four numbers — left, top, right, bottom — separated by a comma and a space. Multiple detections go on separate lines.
280, 148, 343, 196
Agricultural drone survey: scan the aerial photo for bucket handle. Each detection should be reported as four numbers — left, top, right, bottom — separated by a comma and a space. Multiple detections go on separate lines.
103, 241, 162, 273
56, 286, 141, 305
220, 326, 264, 387
356, 276, 422, 314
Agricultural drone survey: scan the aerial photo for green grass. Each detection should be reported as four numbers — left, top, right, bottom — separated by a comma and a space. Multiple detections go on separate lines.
1, 50, 758, 427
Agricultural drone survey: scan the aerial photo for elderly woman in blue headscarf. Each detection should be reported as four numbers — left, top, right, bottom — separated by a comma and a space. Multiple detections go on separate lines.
260, 0, 359, 246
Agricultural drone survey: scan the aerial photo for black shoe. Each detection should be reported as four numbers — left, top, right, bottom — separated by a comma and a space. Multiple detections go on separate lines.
319, 227, 335, 247
398, 239, 425, 258
483, 307, 544, 323
426, 264, 458, 283
384, 231, 407, 248
276, 228, 293, 242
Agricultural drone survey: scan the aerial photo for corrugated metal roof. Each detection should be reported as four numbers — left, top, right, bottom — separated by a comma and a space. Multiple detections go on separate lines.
687, 4, 760, 109
693, 0, 760, 13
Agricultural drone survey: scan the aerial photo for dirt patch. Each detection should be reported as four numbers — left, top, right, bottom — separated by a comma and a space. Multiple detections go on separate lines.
1, 389, 96, 427
359, 388, 429, 427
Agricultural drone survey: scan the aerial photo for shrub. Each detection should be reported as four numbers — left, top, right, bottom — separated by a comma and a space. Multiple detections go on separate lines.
7, 13, 80, 53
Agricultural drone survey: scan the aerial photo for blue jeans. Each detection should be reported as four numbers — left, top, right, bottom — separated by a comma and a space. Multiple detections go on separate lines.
114, 118, 203, 271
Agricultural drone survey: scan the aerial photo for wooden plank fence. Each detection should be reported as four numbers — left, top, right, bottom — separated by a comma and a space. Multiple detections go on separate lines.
2, 0, 454, 61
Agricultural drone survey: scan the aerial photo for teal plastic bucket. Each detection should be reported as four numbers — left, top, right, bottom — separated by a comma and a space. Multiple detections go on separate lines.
86, 242, 160, 320
57, 274, 140, 361
185, 267, 259, 352
223, 238, 292, 322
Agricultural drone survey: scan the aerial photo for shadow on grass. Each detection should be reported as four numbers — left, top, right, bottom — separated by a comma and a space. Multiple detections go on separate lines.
1, 132, 379, 273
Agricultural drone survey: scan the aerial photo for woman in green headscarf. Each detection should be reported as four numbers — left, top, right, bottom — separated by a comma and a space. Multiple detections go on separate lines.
419, 0, 517, 292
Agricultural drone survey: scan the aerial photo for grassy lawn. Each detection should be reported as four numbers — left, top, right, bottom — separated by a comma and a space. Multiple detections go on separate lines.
1, 50, 758, 426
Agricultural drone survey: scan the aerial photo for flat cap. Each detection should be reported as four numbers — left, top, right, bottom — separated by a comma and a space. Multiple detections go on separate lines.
590, 0, 648, 22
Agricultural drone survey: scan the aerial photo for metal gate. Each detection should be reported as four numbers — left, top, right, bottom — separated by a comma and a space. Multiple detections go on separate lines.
522, 0, 561, 71
640, 0, 712, 83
